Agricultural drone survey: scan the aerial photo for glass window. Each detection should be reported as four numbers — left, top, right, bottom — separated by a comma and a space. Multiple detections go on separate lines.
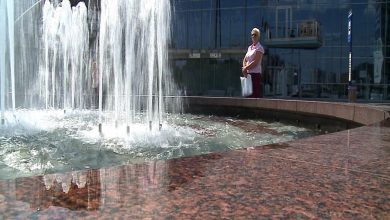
172, 11, 188, 48
188, 11, 202, 49
201, 10, 211, 49
170, 0, 390, 100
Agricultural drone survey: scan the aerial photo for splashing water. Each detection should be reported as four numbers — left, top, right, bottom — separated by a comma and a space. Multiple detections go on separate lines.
40, 0, 89, 110
1, 0, 178, 128
0, 1, 319, 181
0, 0, 10, 124
97, 0, 174, 127
36, 0, 177, 129
0, 110, 318, 180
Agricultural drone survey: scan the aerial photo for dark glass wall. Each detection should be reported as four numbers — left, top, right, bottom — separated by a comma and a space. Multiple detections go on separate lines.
170, 0, 390, 101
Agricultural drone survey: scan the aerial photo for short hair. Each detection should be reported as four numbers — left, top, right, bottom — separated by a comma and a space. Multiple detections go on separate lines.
251, 28, 260, 37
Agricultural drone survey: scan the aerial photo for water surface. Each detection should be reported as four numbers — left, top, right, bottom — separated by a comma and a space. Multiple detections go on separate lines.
0, 110, 318, 180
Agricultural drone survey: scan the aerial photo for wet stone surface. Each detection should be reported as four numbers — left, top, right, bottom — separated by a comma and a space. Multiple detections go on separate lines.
0, 119, 389, 219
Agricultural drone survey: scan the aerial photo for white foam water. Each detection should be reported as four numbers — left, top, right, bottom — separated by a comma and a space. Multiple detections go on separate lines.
1, 0, 179, 130
0, 109, 317, 180
37, 0, 178, 129
41, 0, 89, 109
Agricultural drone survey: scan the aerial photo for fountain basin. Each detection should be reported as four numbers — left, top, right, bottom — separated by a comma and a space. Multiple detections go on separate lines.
0, 102, 319, 180
0, 98, 389, 219
2, 97, 387, 181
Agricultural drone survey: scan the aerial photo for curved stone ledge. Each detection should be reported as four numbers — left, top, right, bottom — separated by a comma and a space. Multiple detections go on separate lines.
183, 96, 389, 126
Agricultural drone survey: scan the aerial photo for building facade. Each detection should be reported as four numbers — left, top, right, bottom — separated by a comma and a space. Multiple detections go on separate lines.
170, 0, 390, 101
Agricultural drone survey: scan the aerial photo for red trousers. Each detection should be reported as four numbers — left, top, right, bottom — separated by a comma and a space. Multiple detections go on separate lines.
247, 73, 263, 98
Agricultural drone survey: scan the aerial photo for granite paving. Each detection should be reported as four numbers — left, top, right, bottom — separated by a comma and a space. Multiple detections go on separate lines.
0, 118, 389, 219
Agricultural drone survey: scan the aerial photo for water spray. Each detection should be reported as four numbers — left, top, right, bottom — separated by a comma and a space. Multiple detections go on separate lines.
0, 0, 6, 126
20, 0, 174, 132
15, 0, 44, 23
7, 0, 15, 111
98, 123, 103, 135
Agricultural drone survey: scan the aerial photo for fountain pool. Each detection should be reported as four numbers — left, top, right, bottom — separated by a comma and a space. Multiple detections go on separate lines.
0, 110, 318, 180
1, 0, 318, 181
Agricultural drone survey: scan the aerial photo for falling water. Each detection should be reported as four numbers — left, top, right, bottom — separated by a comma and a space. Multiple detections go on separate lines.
14, 0, 42, 109
2, 0, 179, 130
0, 0, 5, 124
7, 0, 15, 111
0, 0, 14, 124
41, 0, 88, 109
97, 0, 174, 128
0, 0, 42, 123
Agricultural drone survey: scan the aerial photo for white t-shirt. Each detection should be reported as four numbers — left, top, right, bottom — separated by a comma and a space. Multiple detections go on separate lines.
245, 42, 264, 74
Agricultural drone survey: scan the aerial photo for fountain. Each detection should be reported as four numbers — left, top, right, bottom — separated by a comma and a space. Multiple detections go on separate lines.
0, 0, 14, 125
36, 0, 174, 131
0, 1, 4, 124
0, 0, 177, 129
41, 0, 88, 109
1, 0, 42, 122
97, 0, 172, 131
0, 0, 318, 180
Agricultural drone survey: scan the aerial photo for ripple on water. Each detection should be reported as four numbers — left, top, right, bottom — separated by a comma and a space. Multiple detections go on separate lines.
0, 110, 318, 180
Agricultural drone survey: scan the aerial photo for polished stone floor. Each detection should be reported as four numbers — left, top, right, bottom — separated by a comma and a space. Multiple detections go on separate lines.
0, 118, 389, 219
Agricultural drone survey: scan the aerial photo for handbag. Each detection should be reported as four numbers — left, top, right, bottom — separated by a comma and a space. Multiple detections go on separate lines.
240, 74, 253, 97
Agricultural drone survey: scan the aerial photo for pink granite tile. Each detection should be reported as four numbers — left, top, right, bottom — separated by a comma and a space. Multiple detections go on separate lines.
257, 99, 278, 109
240, 98, 258, 108
0, 99, 389, 219
297, 101, 317, 115
316, 102, 355, 121
276, 100, 297, 112
354, 105, 386, 125
1, 151, 389, 219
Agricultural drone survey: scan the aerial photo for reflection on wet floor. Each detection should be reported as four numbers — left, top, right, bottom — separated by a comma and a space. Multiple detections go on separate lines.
0, 117, 389, 219
17, 170, 101, 211
1, 119, 389, 218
